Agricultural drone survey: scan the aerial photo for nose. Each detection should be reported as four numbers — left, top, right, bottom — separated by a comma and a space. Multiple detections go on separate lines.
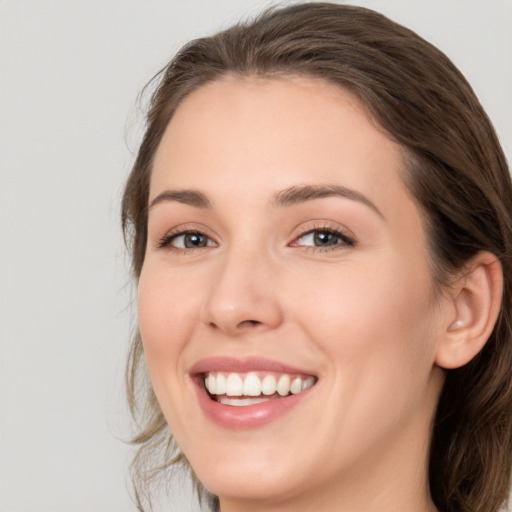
200, 248, 283, 336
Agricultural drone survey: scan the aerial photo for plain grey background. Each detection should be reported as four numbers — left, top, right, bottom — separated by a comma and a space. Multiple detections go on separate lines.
1, 1, 511, 511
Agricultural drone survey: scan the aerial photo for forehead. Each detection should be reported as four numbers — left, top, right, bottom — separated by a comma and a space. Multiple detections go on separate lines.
154, 76, 403, 186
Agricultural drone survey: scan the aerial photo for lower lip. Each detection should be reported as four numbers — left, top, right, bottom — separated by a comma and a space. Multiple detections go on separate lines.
193, 379, 313, 429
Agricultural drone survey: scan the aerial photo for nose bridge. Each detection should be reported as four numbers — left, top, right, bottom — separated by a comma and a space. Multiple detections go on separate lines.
201, 241, 283, 334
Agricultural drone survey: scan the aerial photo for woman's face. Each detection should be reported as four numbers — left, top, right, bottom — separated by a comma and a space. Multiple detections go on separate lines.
139, 76, 447, 510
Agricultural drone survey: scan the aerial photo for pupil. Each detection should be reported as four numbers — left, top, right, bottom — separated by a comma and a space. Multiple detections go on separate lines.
314, 231, 338, 246
184, 233, 206, 248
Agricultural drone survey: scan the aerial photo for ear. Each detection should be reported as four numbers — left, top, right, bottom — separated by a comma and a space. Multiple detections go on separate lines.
435, 251, 503, 369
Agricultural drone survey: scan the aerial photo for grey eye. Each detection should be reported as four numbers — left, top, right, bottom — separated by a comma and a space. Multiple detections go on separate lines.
172, 232, 214, 249
298, 230, 342, 247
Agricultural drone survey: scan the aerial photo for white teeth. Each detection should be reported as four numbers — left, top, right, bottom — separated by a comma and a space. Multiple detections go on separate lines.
277, 374, 291, 396
216, 373, 226, 395
290, 377, 303, 394
242, 372, 261, 396
219, 397, 270, 406
261, 374, 277, 395
226, 373, 243, 396
206, 373, 215, 394
204, 371, 316, 402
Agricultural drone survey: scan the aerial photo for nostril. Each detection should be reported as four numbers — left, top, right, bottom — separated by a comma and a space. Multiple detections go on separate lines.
208, 320, 260, 330
237, 320, 262, 329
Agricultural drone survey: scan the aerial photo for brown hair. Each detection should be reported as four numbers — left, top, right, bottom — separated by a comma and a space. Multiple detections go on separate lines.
121, 3, 512, 511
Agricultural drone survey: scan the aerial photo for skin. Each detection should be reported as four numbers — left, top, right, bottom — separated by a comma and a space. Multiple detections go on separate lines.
138, 76, 448, 512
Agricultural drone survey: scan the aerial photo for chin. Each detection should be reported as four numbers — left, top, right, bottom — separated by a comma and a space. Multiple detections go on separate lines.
186, 442, 305, 503
202, 471, 299, 505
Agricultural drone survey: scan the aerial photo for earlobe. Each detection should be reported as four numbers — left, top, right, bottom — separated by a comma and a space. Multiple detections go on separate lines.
435, 252, 503, 370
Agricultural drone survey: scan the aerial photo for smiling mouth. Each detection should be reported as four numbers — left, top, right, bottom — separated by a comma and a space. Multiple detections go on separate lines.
203, 371, 316, 406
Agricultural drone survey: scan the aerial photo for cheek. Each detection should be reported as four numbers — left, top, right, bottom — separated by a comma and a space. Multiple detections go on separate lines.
294, 256, 438, 394
138, 272, 167, 358
137, 264, 202, 434
137, 265, 194, 379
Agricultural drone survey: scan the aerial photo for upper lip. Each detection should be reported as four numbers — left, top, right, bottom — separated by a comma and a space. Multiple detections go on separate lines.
189, 356, 317, 377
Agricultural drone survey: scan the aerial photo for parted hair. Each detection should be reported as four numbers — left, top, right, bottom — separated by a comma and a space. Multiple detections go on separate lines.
121, 3, 512, 511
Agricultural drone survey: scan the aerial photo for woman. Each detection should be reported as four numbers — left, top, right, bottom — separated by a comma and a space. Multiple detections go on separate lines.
121, 3, 512, 511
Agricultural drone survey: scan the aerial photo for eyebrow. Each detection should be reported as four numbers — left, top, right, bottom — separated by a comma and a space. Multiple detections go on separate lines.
148, 189, 212, 210
272, 184, 384, 218
148, 183, 383, 218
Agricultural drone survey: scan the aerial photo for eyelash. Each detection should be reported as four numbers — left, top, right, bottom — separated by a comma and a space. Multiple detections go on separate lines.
157, 224, 356, 253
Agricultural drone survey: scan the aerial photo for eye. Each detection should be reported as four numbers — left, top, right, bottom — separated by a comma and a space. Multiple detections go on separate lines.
291, 227, 355, 250
158, 230, 216, 250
